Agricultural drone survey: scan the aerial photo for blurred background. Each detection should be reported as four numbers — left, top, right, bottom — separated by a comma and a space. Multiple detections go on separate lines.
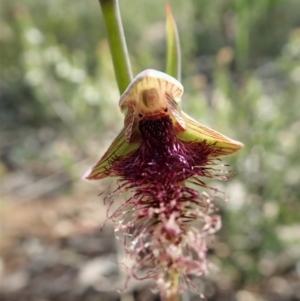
1, 0, 300, 300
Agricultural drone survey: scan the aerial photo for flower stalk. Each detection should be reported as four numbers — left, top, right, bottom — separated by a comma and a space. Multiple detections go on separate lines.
98, 0, 132, 94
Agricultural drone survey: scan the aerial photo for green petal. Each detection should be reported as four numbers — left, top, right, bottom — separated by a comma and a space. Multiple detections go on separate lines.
177, 112, 244, 157
84, 127, 139, 180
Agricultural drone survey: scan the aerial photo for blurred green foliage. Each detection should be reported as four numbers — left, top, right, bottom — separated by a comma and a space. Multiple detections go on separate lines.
1, 0, 300, 295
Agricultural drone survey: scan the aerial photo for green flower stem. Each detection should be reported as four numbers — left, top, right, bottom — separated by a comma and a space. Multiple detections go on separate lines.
99, 0, 133, 94
164, 272, 180, 301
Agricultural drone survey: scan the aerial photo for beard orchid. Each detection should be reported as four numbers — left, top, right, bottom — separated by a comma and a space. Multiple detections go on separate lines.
84, 69, 243, 298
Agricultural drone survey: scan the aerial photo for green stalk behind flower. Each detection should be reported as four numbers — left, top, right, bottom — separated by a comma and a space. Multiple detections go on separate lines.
98, 0, 132, 94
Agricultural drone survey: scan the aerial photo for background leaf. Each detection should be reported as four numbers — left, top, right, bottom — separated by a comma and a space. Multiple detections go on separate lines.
165, 3, 181, 81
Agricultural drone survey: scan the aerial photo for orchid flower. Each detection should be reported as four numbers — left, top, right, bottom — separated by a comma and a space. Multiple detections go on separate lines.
87, 1, 243, 299
84, 70, 243, 299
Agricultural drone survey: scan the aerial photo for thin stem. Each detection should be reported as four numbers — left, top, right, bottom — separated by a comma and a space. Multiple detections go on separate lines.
165, 295, 180, 301
99, 0, 133, 94
162, 271, 181, 301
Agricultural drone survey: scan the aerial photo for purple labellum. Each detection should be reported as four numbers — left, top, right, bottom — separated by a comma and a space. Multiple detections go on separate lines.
104, 116, 228, 296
